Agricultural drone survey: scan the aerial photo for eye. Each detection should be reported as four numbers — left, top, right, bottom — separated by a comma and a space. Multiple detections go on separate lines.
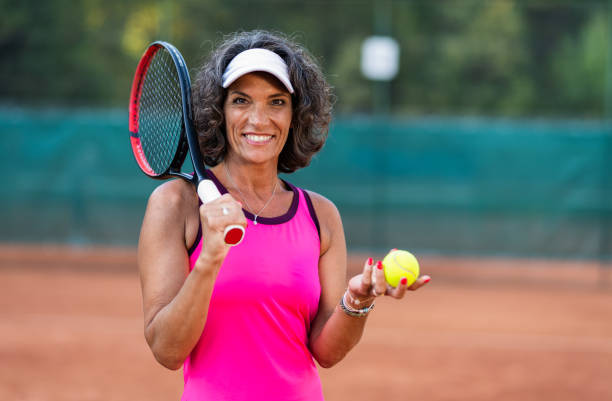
231, 96, 248, 104
271, 98, 286, 106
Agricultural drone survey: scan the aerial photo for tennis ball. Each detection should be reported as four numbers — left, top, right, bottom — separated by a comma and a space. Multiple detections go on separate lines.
382, 250, 420, 287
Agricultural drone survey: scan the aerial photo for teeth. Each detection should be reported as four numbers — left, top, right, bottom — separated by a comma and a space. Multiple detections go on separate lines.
246, 135, 271, 143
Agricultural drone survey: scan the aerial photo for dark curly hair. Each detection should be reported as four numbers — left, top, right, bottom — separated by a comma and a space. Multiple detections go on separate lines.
191, 30, 334, 173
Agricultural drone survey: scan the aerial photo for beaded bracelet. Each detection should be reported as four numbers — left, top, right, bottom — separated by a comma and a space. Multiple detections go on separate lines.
339, 290, 375, 317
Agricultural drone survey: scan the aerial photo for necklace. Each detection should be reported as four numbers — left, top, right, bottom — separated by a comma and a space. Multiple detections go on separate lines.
224, 163, 278, 225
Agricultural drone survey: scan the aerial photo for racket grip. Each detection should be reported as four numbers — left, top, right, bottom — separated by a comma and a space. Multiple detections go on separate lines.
197, 179, 222, 203
197, 179, 245, 246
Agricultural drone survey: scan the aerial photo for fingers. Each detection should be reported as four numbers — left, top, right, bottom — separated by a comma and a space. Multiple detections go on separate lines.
199, 194, 247, 247
359, 257, 374, 294
388, 274, 431, 298
387, 277, 408, 298
408, 275, 431, 291
201, 194, 245, 222
348, 257, 431, 305
371, 260, 387, 297
346, 258, 377, 308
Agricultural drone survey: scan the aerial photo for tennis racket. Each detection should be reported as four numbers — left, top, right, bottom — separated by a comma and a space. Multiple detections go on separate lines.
129, 41, 245, 246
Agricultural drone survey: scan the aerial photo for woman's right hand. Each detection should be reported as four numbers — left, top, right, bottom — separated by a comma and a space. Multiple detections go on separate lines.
198, 193, 247, 262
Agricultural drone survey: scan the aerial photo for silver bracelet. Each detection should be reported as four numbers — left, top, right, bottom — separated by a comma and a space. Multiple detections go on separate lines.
339, 290, 375, 317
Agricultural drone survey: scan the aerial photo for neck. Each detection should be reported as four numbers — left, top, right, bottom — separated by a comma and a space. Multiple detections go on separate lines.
213, 157, 279, 199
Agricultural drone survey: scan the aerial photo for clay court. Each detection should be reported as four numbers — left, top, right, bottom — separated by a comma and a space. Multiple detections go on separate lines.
1, 245, 611, 401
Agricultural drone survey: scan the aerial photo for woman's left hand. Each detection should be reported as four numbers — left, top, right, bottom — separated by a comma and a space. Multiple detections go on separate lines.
346, 257, 431, 306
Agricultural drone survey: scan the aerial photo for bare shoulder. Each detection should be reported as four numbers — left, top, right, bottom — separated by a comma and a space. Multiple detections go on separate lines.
303, 190, 344, 255
142, 179, 199, 248
147, 179, 197, 210
304, 190, 340, 220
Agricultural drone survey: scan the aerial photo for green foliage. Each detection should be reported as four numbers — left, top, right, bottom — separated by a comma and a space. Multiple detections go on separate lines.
0, 0, 610, 117
328, 36, 373, 114
434, 1, 531, 115
552, 11, 607, 115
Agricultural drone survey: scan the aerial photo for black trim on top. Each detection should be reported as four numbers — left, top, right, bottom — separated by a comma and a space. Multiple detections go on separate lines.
187, 208, 202, 256
302, 190, 321, 239
187, 170, 320, 256
206, 169, 299, 225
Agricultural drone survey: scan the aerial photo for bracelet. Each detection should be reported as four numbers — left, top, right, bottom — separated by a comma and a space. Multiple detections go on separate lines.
339, 290, 375, 317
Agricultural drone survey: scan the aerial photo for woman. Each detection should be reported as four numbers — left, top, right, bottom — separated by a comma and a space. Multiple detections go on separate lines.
137, 30, 430, 400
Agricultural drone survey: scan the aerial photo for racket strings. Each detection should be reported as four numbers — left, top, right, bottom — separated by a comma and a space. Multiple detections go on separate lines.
138, 49, 184, 174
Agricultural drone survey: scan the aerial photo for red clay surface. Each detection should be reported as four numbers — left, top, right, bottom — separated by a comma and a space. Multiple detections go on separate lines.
1, 245, 611, 401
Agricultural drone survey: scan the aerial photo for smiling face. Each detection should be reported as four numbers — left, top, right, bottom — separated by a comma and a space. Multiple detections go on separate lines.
223, 72, 293, 167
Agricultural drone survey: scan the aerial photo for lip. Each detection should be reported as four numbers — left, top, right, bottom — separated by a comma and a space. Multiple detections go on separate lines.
243, 133, 274, 145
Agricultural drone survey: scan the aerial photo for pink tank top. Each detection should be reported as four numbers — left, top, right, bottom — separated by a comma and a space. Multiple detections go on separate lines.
182, 171, 323, 401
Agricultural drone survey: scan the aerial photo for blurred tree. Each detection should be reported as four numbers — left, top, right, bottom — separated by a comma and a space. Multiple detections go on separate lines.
328, 36, 372, 114
0, 0, 609, 118
521, 1, 591, 116
393, 0, 532, 116
551, 9, 607, 117
0, 0, 141, 106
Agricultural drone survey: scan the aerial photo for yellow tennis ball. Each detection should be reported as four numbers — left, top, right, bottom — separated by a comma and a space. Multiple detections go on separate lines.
382, 250, 420, 287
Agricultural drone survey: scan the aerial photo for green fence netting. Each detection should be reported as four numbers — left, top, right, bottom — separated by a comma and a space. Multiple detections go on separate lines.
1, 108, 610, 259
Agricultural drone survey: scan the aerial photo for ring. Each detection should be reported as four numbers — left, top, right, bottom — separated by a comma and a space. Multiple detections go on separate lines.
222, 207, 229, 216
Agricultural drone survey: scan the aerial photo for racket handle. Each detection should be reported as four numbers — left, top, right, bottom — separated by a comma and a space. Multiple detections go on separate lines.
197, 179, 245, 246
197, 179, 222, 202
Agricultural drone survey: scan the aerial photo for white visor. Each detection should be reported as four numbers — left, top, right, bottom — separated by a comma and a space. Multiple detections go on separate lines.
222, 48, 294, 94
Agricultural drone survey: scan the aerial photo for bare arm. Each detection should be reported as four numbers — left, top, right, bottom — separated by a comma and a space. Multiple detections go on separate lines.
307, 192, 430, 368
138, 180, 245, 370
307, 193, 366, 368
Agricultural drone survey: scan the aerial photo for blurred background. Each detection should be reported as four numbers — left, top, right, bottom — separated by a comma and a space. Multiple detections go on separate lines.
1, 0, 611, 260
1, 1, 612, 400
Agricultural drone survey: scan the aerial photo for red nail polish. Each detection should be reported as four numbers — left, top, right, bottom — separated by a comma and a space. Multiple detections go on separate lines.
400, 277, 408, 285
376, 261, 383, 270
424, 277, 431, 283
391, 248, 398, 252
367, 257, 373, 265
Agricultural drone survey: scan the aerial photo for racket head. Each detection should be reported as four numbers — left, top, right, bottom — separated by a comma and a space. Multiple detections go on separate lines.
129, 41, 245, 246
129, 42, 190, 179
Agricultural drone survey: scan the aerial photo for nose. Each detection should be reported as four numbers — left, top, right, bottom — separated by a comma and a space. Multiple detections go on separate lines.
247, 103, 270, 128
